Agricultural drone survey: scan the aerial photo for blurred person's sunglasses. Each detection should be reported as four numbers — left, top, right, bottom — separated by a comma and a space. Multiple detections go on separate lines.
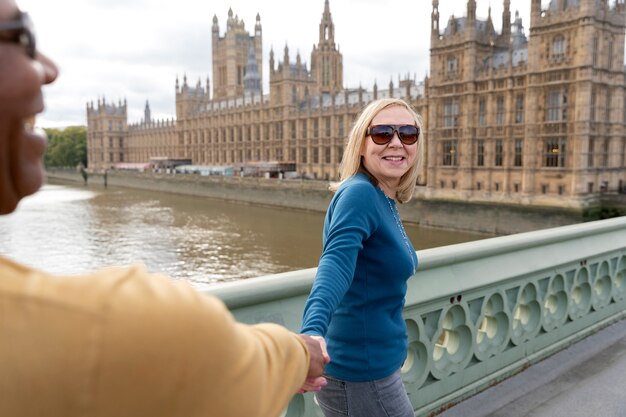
366, 124, 420, 146
0, 11, 36, 59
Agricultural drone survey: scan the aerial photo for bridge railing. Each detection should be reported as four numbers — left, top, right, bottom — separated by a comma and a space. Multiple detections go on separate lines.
204, 217, 626, 417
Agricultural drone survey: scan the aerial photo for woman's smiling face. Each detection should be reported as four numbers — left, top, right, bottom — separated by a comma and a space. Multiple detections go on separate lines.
360, 105, 418, 198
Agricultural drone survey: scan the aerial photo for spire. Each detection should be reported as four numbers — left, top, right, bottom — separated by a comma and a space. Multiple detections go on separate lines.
319, 0, 334, 43
486, 6, 494, 34
531, 0, 541, 26
227, 8, 234, 30
311, 0, 342, 94
511, 10, 527, 49
144, 100, 151, 124
283, 43, 290, 69
502, 0, 511, 41
269, 47, 275, 72
467, 0, 476, 22
432, 0, 440, 35
212, 14, 219, 38
255, 12, 262, 36
448, 14, 457, 35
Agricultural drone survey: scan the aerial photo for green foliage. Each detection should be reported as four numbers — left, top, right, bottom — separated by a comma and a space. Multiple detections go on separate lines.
583, 203, 626, 221
599, 207, 626, 219
43, 126, 87, 168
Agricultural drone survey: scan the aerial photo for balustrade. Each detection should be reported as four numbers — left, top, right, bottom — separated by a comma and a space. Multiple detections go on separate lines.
206, 217, 626, 417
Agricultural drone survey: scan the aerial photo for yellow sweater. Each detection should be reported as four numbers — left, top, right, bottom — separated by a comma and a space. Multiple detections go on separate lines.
0, 257, 309, 417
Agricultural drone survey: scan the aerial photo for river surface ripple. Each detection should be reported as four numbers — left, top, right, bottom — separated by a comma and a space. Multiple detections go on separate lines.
0, 183, 488, 290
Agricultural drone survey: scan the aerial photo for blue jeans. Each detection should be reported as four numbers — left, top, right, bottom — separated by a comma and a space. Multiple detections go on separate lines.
315, 370, 414, 417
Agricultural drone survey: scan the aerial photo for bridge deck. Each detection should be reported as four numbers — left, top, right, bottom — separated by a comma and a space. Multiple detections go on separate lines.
438, 318, 626, 417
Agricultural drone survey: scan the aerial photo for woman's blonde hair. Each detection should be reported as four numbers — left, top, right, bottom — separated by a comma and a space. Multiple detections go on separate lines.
330, 98, 424, 203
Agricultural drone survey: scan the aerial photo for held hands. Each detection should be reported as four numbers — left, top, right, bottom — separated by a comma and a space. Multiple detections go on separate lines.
298, 335, 330, 394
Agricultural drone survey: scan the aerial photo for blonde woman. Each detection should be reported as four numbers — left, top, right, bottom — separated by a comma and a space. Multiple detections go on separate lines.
301, 98, 423, 416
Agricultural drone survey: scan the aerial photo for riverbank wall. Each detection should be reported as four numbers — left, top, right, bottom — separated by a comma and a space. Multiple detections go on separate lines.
46, 168, 609, 235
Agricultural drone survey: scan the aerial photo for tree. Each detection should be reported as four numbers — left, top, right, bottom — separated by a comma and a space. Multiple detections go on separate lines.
43, 126, 87, 168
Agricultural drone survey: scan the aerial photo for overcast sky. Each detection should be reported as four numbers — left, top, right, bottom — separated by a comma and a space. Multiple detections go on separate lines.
19, 0, 537, 128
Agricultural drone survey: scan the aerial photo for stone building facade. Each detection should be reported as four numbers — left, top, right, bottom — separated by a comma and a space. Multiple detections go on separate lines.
427, 0, 626, 207
87, 0, 626, 207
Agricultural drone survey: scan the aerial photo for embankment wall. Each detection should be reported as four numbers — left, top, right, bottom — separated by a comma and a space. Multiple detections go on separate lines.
46, 169, 586, 235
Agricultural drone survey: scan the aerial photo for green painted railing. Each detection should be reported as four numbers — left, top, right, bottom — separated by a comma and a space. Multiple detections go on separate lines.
203, 216, 626, 417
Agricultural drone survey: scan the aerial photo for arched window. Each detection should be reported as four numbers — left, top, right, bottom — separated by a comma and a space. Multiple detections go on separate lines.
447, 55, 458, 74
546, 90, 568, 122
551, 35, 566, 62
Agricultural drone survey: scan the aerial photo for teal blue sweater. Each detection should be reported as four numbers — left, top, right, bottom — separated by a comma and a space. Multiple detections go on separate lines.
301, 173, 418, 381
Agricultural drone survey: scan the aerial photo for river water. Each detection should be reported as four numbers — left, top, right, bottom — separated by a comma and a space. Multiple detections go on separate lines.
0, 182, 489, 289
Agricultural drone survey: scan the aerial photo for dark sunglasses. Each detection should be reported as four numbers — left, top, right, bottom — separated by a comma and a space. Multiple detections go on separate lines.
366, 124, 420, 145
0, 11, 36, 59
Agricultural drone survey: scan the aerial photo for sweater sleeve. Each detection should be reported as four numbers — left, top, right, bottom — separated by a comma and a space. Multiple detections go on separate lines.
93, 266, 309, 417
300, 181, 380, 337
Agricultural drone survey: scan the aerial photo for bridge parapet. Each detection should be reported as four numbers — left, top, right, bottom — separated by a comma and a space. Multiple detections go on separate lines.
205, 217, 626, 417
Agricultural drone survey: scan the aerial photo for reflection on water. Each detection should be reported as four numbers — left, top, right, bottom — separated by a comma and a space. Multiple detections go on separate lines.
0, 183, 488, 288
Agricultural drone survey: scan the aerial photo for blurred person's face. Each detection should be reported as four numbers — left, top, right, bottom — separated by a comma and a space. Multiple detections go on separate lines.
0, 0, 58, 214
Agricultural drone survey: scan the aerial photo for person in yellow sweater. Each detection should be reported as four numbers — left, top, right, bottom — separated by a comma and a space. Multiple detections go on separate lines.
0, 1, 328, 416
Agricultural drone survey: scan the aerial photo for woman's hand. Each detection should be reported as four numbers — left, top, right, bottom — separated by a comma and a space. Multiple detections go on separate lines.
297, 335, 330, 393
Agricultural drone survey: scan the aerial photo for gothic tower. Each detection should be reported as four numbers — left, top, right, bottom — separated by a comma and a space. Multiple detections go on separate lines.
86, 98, 128, 170
269, 44, 315, 107
525, 0, 626, 195
175, 74, 209, 121
428, 0, 516, 194
310, 0, 343, 95
426, 0, 626, 203
211, 9, 263, 100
